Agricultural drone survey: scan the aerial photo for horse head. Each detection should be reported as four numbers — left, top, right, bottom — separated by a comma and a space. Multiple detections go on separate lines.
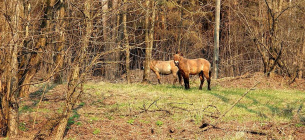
173, 52, 183, 66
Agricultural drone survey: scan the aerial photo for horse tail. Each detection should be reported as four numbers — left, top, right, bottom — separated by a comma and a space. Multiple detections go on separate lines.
208, 61, 212, 78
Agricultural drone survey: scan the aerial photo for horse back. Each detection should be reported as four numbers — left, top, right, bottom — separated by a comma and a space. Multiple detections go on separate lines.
187, 58, 210, 74
151, 60, 174, 75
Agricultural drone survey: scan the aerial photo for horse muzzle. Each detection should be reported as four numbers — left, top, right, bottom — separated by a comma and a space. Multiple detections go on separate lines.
174, 61, 179, 66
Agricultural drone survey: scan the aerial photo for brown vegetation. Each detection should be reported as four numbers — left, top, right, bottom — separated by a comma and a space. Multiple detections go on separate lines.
10, 72, 305, 139
0, 0, 304, 138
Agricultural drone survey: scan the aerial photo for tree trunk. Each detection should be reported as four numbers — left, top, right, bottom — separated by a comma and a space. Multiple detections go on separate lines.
55, 64, 80, 139
0, 75, 7, 136
0, 1, 9, 135
299, 33, 305, 78
10, 0, 22, 136
142, 0, 155, 83
18, 0, 30, 92
112, 0, 120, 79
102, 0, 114, 80
19, 38, 44, 97
19, 0, 52, 97
79, 0, 93, 81
54, 0, 66, 84
123, 0, 131, 84
253, 0, 285, 77
7, 36, 19, 137
213, 0, 221, 79
35, 1, 91, 138
83, 0, 93, 65
1, 0, 22, 136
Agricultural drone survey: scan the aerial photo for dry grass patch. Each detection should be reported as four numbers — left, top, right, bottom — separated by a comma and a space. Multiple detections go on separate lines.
14, 80, 305, 139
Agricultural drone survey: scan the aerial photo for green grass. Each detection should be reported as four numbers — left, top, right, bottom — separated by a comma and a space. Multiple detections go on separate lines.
19, 122, 28, 131
84, 82, 305, 124
127, 119, 135, 124
15, 81, 304, 139
19, 105, 33, 113
93, 128, 100, 135
156, 120, 163, 126
67, 110, 81, 128
37, 108, 51, 113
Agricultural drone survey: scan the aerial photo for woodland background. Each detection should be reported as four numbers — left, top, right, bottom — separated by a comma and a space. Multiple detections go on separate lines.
0, 0, 305, 138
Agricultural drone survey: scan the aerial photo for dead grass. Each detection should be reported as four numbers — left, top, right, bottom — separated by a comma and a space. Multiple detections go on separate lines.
6, 72, 305, 139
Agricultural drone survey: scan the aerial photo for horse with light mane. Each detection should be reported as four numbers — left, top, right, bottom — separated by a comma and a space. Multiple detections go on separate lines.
149, 60, 182, 85
173, 52, 211, 90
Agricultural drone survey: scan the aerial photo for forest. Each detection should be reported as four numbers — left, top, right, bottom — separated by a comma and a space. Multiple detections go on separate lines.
1, 0, 305, 139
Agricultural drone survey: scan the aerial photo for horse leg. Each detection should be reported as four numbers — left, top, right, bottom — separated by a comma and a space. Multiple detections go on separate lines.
178, 71, 183, 86
199, 71, 204, 90
187, 78, 190, 89
203, 71, 211, 90
155, 72, 161, 84
172, 72, 178, 85
183, 74, 190, 89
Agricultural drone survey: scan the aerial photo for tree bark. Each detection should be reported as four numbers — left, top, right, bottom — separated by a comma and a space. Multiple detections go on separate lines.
299, 33, 305, 78
123, 0, 131, 84
83, 0, 93, 64
253, 0, 285, 77
7, 33, 19, 138
142, 0, 155, 83
1, 0, 22, 136
102, 0, 114, 80
19, 0, 52, 97
213, 0, 221, 79
112, 0, 120, 79
18, 1, 30, 91
55, 64, 80, 139
54, 0, 66, 84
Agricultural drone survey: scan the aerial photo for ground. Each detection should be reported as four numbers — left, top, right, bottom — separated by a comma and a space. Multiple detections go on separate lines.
7, 71, 305, 139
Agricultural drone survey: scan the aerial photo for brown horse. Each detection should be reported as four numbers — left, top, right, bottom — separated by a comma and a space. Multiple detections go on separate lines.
149, 60, 182, 85
173, 52, 211, 90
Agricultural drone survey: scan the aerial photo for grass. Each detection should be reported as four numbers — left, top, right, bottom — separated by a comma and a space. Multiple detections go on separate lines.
19, 122, 28, 131
127, 119, 135, 124
156, 120, 163, 126
93, 128, 100, 135
84, 81, 305, 124
16, 81, 305, 139
19, 105, 33, 113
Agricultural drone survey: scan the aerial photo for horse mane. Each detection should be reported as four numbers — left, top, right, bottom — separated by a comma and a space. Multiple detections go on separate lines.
176, 51, 183, 56
150, 59, 158, 67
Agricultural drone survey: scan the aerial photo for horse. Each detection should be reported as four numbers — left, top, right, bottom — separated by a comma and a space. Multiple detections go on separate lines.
173, 52, 211, 90
149, 60, 182, 85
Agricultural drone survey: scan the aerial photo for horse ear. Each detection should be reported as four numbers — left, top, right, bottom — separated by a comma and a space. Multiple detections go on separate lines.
175, 51, 183, 56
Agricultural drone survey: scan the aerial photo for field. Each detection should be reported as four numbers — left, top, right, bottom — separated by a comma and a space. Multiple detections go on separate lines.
16, 72, 305, 139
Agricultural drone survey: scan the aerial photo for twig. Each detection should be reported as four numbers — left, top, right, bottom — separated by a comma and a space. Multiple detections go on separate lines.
143, 97, 160, 112
201, 81, 261, 131
202, 105, 221, 118
168, 102, 193, 106
32, 82, 49, 128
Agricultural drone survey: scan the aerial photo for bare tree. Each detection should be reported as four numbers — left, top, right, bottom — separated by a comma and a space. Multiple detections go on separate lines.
54, 0, 66, 84
18, 0, 54, 97
123, 0, 131, 84
54, 49, 84, 139
299, 32, 305, 78
112, 0, 120, 79
142, 0, 156, 83
213, 0, 221, 79
0, 0, 22, 137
